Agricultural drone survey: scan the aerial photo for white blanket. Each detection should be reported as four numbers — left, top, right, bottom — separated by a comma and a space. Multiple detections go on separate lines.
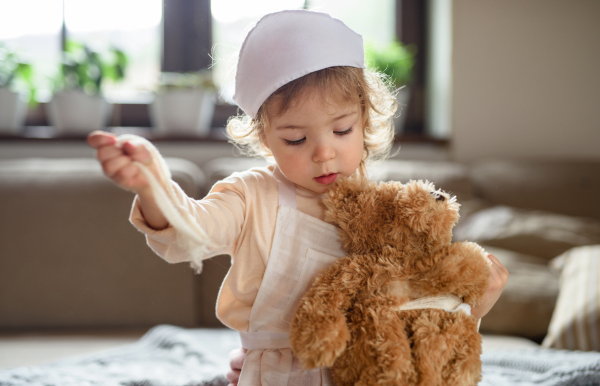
3, 325, 600, 386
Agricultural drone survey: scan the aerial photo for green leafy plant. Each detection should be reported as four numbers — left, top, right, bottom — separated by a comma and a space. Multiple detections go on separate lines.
156, 69, 216, 92
365, 40, 416, 87
55, 40, 128, 95
0, 43, 38, 106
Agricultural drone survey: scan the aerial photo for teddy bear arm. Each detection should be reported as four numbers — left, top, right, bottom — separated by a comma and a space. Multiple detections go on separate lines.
414, 242, 490, 307
290, 258, 359, 368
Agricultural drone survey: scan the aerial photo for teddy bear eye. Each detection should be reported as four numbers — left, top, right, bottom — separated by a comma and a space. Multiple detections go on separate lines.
430, 192, 445, 202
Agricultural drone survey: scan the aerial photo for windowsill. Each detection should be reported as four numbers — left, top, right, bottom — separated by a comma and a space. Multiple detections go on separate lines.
0, 126, 230, 142
0, 126, 449, 145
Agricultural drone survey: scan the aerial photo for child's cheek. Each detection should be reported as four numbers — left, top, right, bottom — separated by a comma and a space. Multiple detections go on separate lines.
278, 149, 306, 176
288, 151, 309, 173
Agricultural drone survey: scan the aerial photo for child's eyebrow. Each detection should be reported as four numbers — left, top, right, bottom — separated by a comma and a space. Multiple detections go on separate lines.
276, 111, 358, 130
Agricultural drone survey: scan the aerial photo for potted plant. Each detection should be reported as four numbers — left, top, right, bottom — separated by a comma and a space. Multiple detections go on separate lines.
365, 40, 416, 134
149, 70, 217, 137
48, 40, 128, 134
0, 43, 37, 133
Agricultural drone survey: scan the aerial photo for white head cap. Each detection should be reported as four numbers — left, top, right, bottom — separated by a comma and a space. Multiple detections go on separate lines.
233, 10, 365, 118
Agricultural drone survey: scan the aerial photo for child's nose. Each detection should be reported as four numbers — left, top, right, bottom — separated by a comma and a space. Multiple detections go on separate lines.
312, 142, 336, 163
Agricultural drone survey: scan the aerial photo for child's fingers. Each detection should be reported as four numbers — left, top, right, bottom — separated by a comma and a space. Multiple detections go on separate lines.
96, 144, 124, 163
87, 130, 117, 149
485, 253, 509, 294
487, 253, 509, 277
114, 164, 146, 189
225, 369, 240, 385
122, 141, 153, 165
102, 155, 133, 178
229, 347, 247, 371
487, 253, 501, 267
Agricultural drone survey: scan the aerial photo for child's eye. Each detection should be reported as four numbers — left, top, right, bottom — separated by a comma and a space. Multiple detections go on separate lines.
334, 127, 353, 136
283, 137, 306, 146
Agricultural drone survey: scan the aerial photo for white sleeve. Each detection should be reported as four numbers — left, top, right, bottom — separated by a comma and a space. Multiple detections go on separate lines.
130, 174, 248, 268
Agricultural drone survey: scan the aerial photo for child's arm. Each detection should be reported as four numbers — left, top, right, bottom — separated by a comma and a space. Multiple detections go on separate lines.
89, 130, 248, 267
87, 130, 168, 230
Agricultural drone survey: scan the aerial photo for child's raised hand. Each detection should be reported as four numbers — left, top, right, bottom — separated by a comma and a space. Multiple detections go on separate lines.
87, 130, 155, 194
88, 131, 168, 230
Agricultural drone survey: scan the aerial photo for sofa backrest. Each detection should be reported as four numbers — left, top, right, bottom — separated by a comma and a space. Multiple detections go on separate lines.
371, 160, 473, 202
470, 159, 600, 220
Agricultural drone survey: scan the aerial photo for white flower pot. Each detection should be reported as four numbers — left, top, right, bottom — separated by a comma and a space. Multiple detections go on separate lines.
393, 86, 411, 134
48, 91, 112, 135
0, 88, 28, 133
149, 89, 215, 137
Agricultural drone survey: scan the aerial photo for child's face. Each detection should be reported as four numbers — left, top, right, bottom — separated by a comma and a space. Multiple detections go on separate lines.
263, 88, 364, 194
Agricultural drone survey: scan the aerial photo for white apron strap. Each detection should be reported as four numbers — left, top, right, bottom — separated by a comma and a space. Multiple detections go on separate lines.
273, 167, 297, 209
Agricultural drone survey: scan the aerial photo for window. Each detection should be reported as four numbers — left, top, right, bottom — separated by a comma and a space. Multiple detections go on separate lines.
1, 0, 430, 137
0, 0, 162, 103
64, 0, 162, 102
0, 0, 63, 101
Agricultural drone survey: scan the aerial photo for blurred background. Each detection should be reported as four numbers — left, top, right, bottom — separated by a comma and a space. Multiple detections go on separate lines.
1, 0, 599, 370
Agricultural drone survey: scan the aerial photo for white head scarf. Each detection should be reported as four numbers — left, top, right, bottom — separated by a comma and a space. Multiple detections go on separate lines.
233, 9, 365, 118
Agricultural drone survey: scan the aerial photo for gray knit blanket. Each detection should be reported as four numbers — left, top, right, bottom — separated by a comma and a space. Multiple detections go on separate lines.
2, 325, 600, 386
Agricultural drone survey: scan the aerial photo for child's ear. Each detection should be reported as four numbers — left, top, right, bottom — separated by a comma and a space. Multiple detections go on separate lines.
259, 128, 271, 150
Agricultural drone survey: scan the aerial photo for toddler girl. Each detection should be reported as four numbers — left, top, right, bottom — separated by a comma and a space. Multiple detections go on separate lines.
88, 9, 508, 386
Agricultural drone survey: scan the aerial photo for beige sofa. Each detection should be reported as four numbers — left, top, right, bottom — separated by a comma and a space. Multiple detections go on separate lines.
1, 156, 599, 343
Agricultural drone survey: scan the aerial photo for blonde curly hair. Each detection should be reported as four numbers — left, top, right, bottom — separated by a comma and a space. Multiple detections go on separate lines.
226, 66, 397, 175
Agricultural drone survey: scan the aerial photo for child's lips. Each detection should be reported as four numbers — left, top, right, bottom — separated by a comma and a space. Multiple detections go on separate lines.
314, 173, 338, 185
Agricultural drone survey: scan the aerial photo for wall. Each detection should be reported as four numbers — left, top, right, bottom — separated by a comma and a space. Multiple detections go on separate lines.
450, 0, 600, 163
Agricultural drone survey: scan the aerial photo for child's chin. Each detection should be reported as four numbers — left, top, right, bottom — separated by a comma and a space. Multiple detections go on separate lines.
310, 183, 330, 194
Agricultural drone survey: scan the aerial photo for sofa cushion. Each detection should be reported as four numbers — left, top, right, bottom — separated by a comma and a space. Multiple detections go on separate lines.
453, 205, 600, 260
478, 246, 559, 340
543, 245, 600, 351
470, 159, 600, 220
0, 158, 207, 329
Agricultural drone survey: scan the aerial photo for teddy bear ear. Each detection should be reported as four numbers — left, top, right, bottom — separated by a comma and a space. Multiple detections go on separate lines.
395, 180, 459, 236
394, 180, 433, 232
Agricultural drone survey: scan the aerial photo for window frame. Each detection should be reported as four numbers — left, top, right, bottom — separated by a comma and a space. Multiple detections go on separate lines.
396, 0, 427, 135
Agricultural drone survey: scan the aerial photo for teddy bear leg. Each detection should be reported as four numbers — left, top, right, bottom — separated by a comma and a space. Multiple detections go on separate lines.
353, 303, 414, 385
440, 314, 482, 386
330, 305, 415, 386
329, 313, 377, 386
411, 310, 460, 386
369, 315, 415, 385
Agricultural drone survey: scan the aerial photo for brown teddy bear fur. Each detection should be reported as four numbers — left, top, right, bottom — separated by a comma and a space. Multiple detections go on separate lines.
289, 177, 490, 386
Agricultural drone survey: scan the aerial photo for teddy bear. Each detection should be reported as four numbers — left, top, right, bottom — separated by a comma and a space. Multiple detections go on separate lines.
289, 177, 490, 386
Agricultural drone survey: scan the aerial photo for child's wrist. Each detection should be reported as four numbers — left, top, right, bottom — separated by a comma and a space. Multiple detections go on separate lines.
136, 185, 154, 199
